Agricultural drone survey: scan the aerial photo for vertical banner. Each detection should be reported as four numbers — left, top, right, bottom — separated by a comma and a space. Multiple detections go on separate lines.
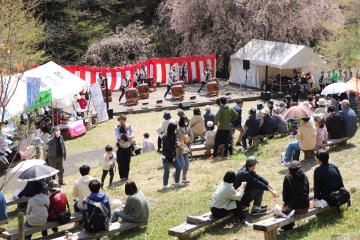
89, 82, 109, 123
26, 77, 41, 107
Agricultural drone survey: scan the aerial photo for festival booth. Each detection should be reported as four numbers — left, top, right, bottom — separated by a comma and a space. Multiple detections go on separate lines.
229, 39, 324, 91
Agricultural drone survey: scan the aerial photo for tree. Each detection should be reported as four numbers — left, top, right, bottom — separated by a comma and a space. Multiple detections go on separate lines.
156, 0, 340, 70
81, 22, 154, 66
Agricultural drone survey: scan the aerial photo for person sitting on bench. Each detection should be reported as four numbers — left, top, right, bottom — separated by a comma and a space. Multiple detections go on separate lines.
190, 108, 206, 141
234, 157, 279, 216
17, 179, 48, 210
25, 181, 50, 240
338, 99, 358, 138
111, 181, 149, 224
272, 107, 288, 134
211, 171, 247, 222
314, 149, 344, 204
241, 108, 260, 151
259, 108, 275, 136
281, 161, 309, 231
282, 117, 317, 164
325, 106, 345, 140
73, 165, 94, 211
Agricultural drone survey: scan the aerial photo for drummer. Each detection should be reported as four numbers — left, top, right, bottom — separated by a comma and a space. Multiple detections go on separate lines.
164, 65, 177, 98
198, 65, 212, 94
119, 73, 131, 104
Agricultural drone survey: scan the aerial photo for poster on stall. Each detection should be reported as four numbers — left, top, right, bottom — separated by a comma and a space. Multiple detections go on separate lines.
89, 82, 109, 123
26, 77, 41, 107
30, 89, 52, 110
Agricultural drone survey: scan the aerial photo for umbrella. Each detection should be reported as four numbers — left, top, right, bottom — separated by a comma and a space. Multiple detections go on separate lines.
321, 82, 355, 95
283, 105, 313, 120
346, 77, 360, 94
18, 165, 59, 182
10, 159, 45, 173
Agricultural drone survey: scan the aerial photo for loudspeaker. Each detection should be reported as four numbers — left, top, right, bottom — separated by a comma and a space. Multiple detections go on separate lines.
260, 92, 271, 101
179, 102, 191, 110
243, 60, 250, 70
107, 109, 114, 119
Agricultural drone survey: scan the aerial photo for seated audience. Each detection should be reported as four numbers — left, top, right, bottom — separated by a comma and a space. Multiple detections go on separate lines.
82, 180, 111, 232
190, 108, 206, 139
142, 133, 155, 153
73, 165, 94, 210
272, 107, 289, 134
205, 121, 216, 147
25, 182, 50, 240
0, 191, 8, 224
241, 108, 260, 150
338, 99, 358, 138
314, 98, 328, 118
314, 114, 328, 148
314, 149, 344, 204
203, 105, 215, 127
325, 106, 346, 139
211, 171, 246, 221
266, 100, 274, 115
17, 179, 48, 209
281, 161, 309, 230
259, 109, 275, 136
111, 181, 149, 224
177, 116, 193, 143
234, 157, 279, 215
283, 118, 317, 163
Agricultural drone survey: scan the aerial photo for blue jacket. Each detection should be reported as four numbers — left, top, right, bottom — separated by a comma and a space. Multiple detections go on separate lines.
234, 166, 269, 192
231, 105, 242, 128
84, 192, 111, 215
338, 108, 357, 138
0, 192, 8, 222
244, 115, 260, 137
260, 115, 275, 135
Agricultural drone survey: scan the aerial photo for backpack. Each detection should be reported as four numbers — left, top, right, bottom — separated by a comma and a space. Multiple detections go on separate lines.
82, 198, 110, 233
328, 187, 351, 211
48, 191, 69, 222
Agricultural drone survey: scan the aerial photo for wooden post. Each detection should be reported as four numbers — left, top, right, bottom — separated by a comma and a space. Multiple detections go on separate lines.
264, 229, 277, 240
18, 212, 25, 240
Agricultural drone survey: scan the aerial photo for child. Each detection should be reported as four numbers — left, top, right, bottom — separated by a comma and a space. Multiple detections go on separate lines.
142, 133, 155, 153
117, 134, 132, 181
101, 145, 116, 188
205, 121, 216, 148
174, 135, 191, 186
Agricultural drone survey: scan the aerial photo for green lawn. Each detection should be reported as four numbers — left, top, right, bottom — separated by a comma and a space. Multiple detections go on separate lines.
4, 103, 360, 240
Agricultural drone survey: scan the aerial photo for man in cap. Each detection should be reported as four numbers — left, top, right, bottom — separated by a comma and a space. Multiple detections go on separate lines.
338, 99, 358, 138
234, 157, 279, 215
212, 97, 238, 158
47, 127, 66, 185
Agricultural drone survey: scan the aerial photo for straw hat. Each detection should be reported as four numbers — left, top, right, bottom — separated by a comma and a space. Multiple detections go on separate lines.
316, 98, 327, 107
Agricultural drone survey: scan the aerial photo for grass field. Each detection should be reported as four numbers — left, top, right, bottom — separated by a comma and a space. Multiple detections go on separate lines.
4, 102, 360, 240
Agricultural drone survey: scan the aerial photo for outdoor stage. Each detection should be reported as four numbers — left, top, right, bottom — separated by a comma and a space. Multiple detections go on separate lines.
108, 81, 261, 115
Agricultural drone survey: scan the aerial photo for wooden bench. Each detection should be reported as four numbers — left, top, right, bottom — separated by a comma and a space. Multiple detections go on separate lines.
324, 137, 350, 148
169, 212, 232, 240
53, 221, 143, 240
253, 206, 330, 240
190, 144, 211, 158
5, 197, 30, 218
2, 212, 83, 240
302, 137, 350, 161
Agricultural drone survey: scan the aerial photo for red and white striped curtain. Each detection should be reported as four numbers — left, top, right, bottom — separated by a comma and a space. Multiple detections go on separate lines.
63, 54, 216, 91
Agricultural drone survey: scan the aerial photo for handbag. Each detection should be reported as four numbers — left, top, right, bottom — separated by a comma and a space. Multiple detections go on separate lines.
57, 201, 71, 224
328, 187, 351, 210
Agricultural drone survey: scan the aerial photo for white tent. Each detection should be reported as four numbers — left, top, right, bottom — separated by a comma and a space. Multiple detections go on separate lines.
23, 61, 86, 108
229, 39, 325, 88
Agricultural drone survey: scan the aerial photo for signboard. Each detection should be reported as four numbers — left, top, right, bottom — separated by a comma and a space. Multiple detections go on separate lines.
89, 82, 109, 123
30, 89, 52, 110
26, 77, 41, 107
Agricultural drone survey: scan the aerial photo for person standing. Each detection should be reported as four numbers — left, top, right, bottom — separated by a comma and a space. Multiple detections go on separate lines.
161, 122, 178, 190
118, 73, 130, 103
115, 114, 135, 151
203, 105, 215, 128
232, 100, 245, 146
164, 65, 177, 98
117, 133, 132, 181
212, 97, 238, 159
198, 65, 211, 93
47, 127, 66, 186
180, 62, 188, 83
101, 145, 116, 188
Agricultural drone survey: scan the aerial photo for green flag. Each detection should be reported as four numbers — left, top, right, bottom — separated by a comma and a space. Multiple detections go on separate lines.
30, 89, 52, 110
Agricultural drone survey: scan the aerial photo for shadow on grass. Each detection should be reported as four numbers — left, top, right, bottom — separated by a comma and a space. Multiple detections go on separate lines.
109, 225, 148, 240
277, 209, 343, 240
328, 143, 356, 153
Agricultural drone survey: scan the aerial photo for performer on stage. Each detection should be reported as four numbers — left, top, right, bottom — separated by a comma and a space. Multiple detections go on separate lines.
119, 73, 131, 103
180, 62, 188, 83
134, 68, 141, 88
198, 65, 211, 93
164, 65, 177, 98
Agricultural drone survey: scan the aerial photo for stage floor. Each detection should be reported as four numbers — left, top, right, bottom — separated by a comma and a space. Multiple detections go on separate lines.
108, 81, 260, 115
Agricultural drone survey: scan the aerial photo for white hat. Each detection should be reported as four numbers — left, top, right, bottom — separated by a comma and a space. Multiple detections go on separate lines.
205, 105, 211, 112
261, 108, 270, 115
207, 121, 214, 128
317, 98, 327, 106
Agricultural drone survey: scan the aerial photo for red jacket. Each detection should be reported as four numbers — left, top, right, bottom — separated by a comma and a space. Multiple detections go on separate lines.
48, 191, 68, 221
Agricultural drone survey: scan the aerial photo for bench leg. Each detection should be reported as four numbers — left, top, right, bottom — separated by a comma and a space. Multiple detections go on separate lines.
264, 229, 277, 240
178, 234, 190, 240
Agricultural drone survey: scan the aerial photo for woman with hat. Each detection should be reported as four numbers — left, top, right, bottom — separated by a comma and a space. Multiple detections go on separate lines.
281, 161, 309, 230
314, 98, 329, 118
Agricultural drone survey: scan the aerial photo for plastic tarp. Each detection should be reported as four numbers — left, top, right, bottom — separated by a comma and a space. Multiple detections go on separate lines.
24, 61, 86, 108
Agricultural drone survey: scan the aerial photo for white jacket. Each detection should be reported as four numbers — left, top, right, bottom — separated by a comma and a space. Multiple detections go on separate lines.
211, 182, 244, 210
26, 194, 50, 226
73, 175, 94, 207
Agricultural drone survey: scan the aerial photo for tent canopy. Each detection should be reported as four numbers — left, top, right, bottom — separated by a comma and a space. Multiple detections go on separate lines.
23, 61, 86, 108
231, 39, 324, 69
